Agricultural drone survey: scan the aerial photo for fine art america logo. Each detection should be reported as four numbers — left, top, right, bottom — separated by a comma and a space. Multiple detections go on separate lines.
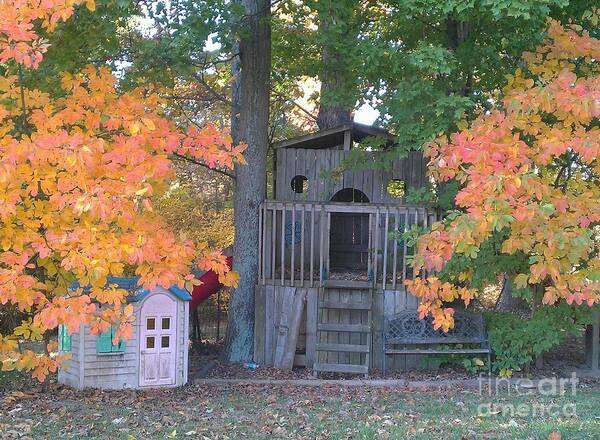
477, 373, 578, 418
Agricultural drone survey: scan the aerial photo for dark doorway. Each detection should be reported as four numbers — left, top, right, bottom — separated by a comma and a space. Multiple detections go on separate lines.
329, 188, 370, 272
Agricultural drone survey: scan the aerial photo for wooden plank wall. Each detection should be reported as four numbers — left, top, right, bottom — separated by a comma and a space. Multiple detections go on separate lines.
254, 285, 421, 372
374, 289, 420, 371
254, 285, 317, 367
81, 321, 139, 389
57, 331, 81, 388
273, 287, 307, 369
275, 149, 427, 203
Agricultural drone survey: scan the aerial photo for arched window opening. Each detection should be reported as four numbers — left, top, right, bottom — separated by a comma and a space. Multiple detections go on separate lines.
330, 188, 370, 203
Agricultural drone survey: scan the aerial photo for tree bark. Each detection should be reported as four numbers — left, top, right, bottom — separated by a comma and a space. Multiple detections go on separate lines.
316, 44, 352, 130
224, 0, 271, 363
496, 274, 516, 312
495, 274, 529, 314
445, 19, 471, 52
315, 2, 357, 130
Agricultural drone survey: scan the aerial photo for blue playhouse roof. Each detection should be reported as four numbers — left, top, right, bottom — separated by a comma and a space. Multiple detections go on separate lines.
72, 277, 192, 302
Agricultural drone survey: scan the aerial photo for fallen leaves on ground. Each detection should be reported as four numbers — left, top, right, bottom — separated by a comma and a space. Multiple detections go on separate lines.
0, 377, 598, 439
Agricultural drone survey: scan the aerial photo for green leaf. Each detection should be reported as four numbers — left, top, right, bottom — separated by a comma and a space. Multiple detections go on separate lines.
514, 273, 529, 289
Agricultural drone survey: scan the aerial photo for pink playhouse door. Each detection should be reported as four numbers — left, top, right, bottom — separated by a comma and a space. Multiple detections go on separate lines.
139, 293, 177, 387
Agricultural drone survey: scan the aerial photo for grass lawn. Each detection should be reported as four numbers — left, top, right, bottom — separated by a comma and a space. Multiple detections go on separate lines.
1, 372, 599, 439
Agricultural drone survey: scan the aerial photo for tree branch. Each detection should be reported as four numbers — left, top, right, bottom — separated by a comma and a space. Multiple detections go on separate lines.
172, 152, 235, 179
17, 65, 31, 137
191, 71, 233, 106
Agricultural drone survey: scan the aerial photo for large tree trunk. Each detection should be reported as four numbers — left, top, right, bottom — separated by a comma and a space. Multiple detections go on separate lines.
316, 55, 352, 129
315, 2, 357, 130
495, 274, 529, 314
224, 0, 271, 362
496, 274, 516, 312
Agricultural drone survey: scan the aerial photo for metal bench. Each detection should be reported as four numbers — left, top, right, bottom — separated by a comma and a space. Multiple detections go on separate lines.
383, 309, 491, 375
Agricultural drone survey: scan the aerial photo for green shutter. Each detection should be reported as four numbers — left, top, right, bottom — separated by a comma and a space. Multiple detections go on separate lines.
96, 329, 113, 353
96, 326, 126, 353
58, 325, 71, 352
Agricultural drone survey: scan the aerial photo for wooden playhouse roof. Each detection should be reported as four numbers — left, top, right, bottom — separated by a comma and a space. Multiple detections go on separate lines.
274, 122, 396, 150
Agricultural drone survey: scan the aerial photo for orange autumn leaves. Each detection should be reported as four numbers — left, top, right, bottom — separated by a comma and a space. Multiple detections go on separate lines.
0, 3, 243, 380
0, 0, 95, 68
407, 19, 600, 332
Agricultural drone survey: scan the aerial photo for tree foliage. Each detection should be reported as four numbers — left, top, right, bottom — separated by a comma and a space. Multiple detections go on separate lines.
273, 0, 594, 151
154, 179, 234, 251
406, 18, 600, 333
362, 0, 589, 147
0, 1, 242, 381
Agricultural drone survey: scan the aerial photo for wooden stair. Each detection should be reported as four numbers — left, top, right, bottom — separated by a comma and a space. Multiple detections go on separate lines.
313, 287, 372, 377
313, 362, 368, 374
316, 343, 369, 353
319, 298, 372, 310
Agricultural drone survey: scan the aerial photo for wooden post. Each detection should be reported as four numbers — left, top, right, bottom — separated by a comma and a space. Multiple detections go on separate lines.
366, 288, 373, 376
261, 204, 266, 284
310, 204, 315, 287
281, 205, 286, 286
343, 129, 352, 151
382, 207, 389, 290
367, 213, 373, 282
291, 206, 295, 286
319, 204, 325, 285
373, 208, 380, 286
412, 208, 418, 280
258, 202, 263, 283
421, 208, 428, 279
326, 211, 331, 280
392, 208, 399, 290
271, 208, 276, 282
300, 204, 305, 287
402, 210, 408, 283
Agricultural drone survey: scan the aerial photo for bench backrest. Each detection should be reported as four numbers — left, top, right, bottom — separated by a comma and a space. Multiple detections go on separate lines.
384, 309, 487, 345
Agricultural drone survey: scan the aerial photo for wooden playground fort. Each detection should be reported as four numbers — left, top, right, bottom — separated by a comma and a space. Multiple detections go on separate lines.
253, 123, 438, 375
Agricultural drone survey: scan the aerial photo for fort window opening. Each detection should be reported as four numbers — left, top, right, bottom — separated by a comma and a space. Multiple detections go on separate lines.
290, 175, 308, 194
387, 179, 405, 198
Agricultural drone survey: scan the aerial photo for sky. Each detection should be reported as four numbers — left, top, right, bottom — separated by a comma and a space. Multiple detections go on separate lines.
354, 103, 379, 125
295, 77, 380, 126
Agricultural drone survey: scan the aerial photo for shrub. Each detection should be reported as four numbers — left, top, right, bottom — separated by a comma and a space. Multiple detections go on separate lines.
485, 304, 594, 376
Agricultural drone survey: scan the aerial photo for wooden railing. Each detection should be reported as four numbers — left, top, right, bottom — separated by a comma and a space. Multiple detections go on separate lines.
258, 200, 437, 290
